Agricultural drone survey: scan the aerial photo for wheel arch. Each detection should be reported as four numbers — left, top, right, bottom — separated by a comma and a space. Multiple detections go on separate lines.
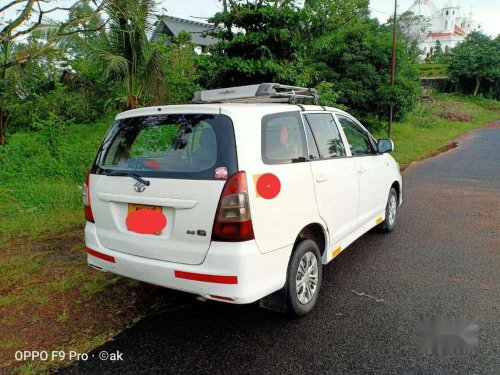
294, 223, 328, 257
391, 180, 401, 204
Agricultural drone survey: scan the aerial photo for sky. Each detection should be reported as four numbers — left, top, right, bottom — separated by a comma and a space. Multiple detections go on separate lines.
160, 0, 499, 37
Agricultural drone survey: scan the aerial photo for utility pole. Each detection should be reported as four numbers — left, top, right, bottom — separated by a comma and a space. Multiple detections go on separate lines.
388, 0, 397, 138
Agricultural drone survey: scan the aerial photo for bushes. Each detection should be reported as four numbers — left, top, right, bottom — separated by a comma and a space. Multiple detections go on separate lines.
0, 118, 111, 239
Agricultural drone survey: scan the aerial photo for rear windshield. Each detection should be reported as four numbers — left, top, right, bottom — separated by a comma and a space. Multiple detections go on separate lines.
93, 114, 237, 180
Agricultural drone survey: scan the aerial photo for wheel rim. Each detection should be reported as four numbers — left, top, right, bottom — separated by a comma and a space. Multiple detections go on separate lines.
296, 252, 319, 305
388, 195, 397, 226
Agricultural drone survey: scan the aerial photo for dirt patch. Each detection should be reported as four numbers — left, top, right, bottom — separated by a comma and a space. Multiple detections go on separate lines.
482, 119, 500, 129
0, 227, 185, 373
437, 103, 473, 122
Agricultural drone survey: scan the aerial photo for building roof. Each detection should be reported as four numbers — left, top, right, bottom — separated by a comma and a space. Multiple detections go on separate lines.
154, 15, 217, 46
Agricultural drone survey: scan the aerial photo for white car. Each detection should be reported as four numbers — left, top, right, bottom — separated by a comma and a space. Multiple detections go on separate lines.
83, 83, 402, 316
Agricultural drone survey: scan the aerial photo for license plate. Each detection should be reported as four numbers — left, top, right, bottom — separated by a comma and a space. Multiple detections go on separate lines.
127, 204, 163, 234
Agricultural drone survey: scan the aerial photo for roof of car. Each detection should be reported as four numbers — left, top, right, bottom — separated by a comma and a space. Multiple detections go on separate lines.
115, 103, 348, 120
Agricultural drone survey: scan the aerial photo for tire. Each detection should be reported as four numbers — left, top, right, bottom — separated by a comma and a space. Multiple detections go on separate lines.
379, 187, 398, 233
286, 239, 322, 317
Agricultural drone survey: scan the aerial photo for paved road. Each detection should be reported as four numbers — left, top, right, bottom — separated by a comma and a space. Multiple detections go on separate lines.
63, 122, 500, 375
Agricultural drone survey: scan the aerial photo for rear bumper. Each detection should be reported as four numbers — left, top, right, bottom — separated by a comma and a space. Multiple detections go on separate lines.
84, 223, 290, 304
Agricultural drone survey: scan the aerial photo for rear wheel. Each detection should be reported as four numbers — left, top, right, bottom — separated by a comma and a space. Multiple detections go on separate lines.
379, 187, 398, 233
286, 239, 322, 316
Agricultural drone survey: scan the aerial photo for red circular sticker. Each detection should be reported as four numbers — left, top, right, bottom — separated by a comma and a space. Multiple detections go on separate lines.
256, 173, 281, 199
126, 209, 167, 234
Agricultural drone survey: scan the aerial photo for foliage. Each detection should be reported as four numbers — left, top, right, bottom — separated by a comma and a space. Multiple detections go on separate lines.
200, 0, 307, 87
448, 32, 500, 97
314, 18, 420, 121
316, 82, 346, 110
0, 117, 112, 239
200, 1, 418, 121
149, 32, 201, 105
386, 10, 430, 62
34, 112, 67, 158
66, 0, 164, 109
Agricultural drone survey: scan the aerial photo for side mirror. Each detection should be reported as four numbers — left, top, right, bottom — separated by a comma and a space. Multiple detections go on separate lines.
377, 139, 394, 154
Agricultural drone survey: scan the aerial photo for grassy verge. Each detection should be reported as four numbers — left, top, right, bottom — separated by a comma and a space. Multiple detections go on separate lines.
416, 63, 449, 78
373, 94, 500, 166
0, 118, 111, 245
0, 93, 498, 373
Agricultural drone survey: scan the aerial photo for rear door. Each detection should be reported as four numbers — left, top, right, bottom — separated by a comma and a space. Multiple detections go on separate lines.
303, 113, 360, 245
335, 114, 388, 226
90, 113, 237, 265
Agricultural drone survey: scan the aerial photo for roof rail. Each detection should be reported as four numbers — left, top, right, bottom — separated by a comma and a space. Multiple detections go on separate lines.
192, 83, 319, 105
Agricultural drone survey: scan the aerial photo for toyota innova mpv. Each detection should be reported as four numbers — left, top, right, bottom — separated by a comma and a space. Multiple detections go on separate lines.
83, 83, 402, 316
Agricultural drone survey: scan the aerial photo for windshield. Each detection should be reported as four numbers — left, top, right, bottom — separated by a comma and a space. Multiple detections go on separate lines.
94, 114, 237, 180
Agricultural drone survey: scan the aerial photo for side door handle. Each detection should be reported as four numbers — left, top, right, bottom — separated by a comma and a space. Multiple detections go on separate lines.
316, 174, 328, 183
357, 166, 366, 174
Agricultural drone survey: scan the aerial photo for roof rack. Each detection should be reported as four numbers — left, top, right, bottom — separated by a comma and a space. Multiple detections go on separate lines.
192, 83, 319, 105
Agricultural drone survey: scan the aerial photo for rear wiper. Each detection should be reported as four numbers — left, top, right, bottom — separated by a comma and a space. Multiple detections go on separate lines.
108, 171, 150, 186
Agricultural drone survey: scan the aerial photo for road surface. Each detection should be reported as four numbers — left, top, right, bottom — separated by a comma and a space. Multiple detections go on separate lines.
63, 122, 500, 375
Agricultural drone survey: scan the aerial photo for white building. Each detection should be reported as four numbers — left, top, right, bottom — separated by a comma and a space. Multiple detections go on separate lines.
407, 0, 478, 57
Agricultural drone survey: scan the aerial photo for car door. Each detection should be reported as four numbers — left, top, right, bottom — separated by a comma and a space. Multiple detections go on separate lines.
303, 112, 360, 247
335, 114, 387, 227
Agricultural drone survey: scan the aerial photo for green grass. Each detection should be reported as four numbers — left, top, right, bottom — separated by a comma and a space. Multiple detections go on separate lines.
0, 117, 112, 243
81, 273, 117, 295
417, 63, 449, 78
0, 295, 17, 307
374, 94, 499, 165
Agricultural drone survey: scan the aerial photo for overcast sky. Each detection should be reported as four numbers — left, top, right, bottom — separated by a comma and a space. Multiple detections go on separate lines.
161, 0, 499, 36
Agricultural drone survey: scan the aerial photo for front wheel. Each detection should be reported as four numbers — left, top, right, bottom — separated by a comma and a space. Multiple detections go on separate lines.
286, 239, 322, 317
379, 187, 398, 233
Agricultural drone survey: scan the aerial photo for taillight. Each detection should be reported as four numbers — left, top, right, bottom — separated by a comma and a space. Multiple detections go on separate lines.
212, 171, 254, 242
83, 170, 94, 223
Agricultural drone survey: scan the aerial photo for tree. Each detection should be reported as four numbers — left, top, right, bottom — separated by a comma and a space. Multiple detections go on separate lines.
312, 18, 419, 121
386, 10, 430, 62
149, 32, 201, 105
67, 0, 163, 109
200, 0, 418, 122
200, 0, 370, 87
0, 0, 105, 145
200, 0, 308, 88
448, 32, 500, 96
432, 40, 443, 61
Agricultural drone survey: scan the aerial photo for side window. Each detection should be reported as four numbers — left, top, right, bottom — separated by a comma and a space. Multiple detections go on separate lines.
337, 115, 376, 156
304, 113, 346, 158
261, 112, 307, 164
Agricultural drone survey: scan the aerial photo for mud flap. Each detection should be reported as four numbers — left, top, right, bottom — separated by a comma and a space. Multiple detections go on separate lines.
259, 283, 288, 313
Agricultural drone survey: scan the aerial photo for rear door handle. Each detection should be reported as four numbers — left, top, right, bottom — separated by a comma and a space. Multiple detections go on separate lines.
357, 167, 366, 174
316, 174, 328, 183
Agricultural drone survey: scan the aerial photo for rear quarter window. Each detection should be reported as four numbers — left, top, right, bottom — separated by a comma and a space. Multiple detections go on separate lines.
261, 112, 307, 164
93, 114, 237, 180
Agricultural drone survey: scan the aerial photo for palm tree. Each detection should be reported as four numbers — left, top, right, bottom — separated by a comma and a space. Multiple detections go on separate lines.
69, 0, 163, 109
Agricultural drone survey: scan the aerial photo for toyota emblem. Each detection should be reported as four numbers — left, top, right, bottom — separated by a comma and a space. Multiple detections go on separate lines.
134, 181, 146, 193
